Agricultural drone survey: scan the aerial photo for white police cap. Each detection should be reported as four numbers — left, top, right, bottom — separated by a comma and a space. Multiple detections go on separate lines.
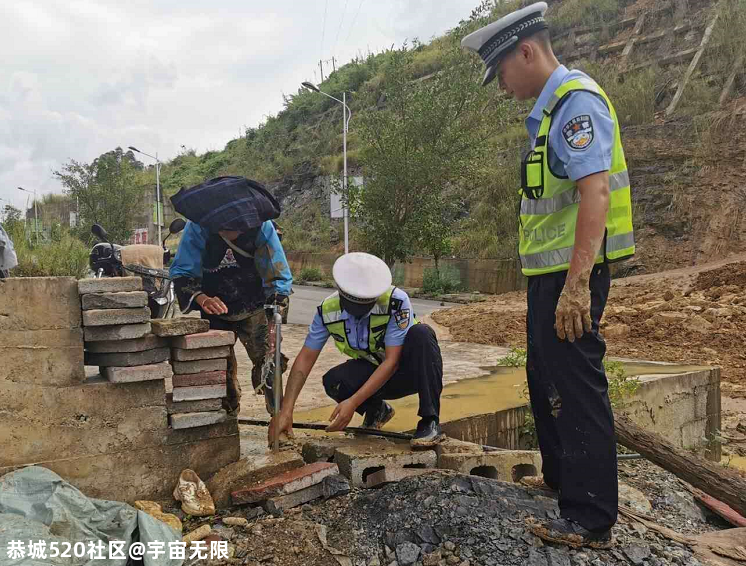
461, 2, 548, 86
332, 252, 392, 303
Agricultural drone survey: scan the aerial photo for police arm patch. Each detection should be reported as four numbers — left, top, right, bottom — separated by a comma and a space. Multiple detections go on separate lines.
394, 309, 410, 330
562, 115, 594, 150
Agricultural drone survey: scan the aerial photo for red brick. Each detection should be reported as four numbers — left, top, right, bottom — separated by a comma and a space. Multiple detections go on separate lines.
171, 330, 236, 350
172, 371, 227, 388
231, 462, 338, 505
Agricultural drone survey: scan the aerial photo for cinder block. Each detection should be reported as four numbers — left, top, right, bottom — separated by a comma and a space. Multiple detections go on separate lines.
435, 438, 485, 460
366, 467, 435, 488
82, 307, 150, 327
170, 410, 227, 430
166, 394, 223, 415
334, 444, 437, 488
151, 318, 209, 337
102, 362, 173, 383
171, 346, 231, 362
81, 291, 148, 310
0, 277, 81, 330
171, 330, 236, 350
172, 385, 226, 402
206, 451, 305, 508
84, 322, 151, 342
77, 277, 142, 294
231, 462, 339, 505
86, 334, 168, 353
172, 359, 227, 375
86, 347, 170, 368
1, 329, 85, 386
437, 451, 542, 483
301, 436, 395, 464
172, 371, 226, 388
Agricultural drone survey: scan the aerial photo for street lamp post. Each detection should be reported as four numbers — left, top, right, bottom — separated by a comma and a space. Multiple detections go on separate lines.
301, 81, 352, 254
17, 187, 38, 243
128, 146, 162, 243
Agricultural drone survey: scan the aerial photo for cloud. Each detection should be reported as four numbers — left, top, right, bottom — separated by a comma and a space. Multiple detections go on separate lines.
0, 0, 478, 211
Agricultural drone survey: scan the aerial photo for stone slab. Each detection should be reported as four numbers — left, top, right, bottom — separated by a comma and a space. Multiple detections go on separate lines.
435, 438, 485, 459
84, 322, 152, 342
0, 277, 81, 330
301, 436, 395, 464
1, 328, 85, 386
437, 451, 542, 483
151, 318, 209, 337
171, 346, 231, 362
102, 362, 173, 383
231, 462, 339, 505
81, 291, 148, 310
85, 347, 170, 368
334, 444, 437, 488
264, 482, 325, 513
172, 371, 227, 388
77, 277, 142, 294
165, 417, 238, 446
0, 378, 168, 467
172, 385, 226, 402
172, 359, 227, 375
171, 330, 236, 350
166, 394, 223, 415
85, 334, 168, 353
0, 432, 239, 505
206, 451, 305, 508
82, 307, 151, 327
170, 410, 228, 430
366, 467, 435, 488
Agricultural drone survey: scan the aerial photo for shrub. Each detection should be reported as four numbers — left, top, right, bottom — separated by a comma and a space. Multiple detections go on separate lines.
422, 265, 462, 295
298, 266, 325, 282
9, 226, 90, 278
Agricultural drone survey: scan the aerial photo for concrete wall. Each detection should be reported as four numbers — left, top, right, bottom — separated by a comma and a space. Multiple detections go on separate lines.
0, 277, 240, 503
439, 367, 722, 461
287, 252, 527, 295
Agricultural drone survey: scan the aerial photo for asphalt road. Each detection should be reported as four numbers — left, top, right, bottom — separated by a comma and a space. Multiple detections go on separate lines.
287, 285, 456, 325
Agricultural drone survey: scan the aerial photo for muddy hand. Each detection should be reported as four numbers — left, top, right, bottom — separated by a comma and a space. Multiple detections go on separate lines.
555, 279, 592, 342
268, 411, 294, 447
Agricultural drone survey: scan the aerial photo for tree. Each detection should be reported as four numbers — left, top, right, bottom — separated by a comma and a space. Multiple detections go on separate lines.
354, 35, 508, 267
54, 147, 146, 243
1, 204, 23, 235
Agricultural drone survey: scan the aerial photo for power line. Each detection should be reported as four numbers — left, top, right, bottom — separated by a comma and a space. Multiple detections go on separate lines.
332, 0, 350, 56
320, 0, 329, 63
345, 0, 365, 45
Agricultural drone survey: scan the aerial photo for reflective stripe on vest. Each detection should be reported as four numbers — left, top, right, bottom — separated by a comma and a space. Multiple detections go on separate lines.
518, 77, 635, 276
320, 287, 396, 366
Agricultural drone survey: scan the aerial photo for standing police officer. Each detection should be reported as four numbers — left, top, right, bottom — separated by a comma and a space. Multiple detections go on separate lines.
269, 252, 445, 448
462, 2, 635, 548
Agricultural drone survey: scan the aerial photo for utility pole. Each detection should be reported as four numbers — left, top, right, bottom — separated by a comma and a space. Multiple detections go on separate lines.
319, 59, 325, 82
332, 56, 336, 73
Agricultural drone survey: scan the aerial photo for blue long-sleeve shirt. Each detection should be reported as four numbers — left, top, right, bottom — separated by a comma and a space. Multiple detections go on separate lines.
170, 220, 292, 300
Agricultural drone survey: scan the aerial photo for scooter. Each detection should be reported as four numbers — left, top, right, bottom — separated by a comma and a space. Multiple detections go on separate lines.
89, 219, 186, 318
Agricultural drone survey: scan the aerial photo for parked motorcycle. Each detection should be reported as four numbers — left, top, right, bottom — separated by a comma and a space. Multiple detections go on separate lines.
89, 219, 186, 318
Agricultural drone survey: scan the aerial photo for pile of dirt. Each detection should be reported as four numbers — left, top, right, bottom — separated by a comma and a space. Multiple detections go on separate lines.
432, 259, 746, 393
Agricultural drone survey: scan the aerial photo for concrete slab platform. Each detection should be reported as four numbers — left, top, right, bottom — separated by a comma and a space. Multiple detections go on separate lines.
82, 307, 150, 327
151, 318, 209, 337
171, 330, 236, 349
102, 361, 173, 383
86, 334, 168, 353
172, 371, 227, 388
172, 359, 227, 375
166, 394, 223, 415
170, 410, 228, 430
78, 277, 142, 294
171, 346, 231, 362
86, 347, 170, 368
84, 322, 152, 342
81, 291, 148, 310
172, 384, 226, 402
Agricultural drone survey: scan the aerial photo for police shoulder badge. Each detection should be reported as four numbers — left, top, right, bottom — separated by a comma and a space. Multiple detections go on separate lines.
394, 309, 410, 330
562, 115, 594, 150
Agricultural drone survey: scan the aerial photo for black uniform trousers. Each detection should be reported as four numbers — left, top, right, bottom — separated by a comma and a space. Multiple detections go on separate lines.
526, 263, 618, 533
322, 324, 443, 419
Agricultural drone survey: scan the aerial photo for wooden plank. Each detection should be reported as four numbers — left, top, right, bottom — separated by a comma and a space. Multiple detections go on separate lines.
720, 53, 745, 106
620, 12, 647, 67
666, 3, 722, 116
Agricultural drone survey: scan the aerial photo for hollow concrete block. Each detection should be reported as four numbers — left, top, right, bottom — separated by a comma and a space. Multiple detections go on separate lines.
437, 450, 542, 483
333, 443, 436, 488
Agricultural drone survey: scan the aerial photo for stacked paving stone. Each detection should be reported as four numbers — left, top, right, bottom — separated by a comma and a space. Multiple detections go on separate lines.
154, 321, 236, 431
79, 277, 174, 384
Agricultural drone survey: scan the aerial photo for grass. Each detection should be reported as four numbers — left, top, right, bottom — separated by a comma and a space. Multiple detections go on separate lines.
578, 62, 658, 126
298, 266, 325, 282
421, 265, 462, 295
6, 225, 90, 278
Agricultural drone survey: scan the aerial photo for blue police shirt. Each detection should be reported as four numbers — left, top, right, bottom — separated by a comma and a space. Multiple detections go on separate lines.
170, 220, 293, 297
304, 287, 415, 351
525, 65, 615, 181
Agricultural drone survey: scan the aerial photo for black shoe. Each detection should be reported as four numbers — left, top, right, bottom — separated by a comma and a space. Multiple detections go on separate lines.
362, 401, 395, 430
410, 418, 446, 448
529, 518, 613, 549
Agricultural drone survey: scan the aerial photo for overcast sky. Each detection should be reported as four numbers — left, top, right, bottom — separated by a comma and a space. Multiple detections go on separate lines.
0, 0, 479, 211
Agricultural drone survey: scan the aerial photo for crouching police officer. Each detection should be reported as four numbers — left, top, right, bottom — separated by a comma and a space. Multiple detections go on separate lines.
269, 252, 445, 448
462, 1, 635, 549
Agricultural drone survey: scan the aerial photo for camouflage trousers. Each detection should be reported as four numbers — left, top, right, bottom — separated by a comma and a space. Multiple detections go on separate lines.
224, 307, 289, 415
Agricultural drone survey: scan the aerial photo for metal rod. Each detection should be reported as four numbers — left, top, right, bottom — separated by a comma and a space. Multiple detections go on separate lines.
342, 91, 348, 254
272, 311, 283, 455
